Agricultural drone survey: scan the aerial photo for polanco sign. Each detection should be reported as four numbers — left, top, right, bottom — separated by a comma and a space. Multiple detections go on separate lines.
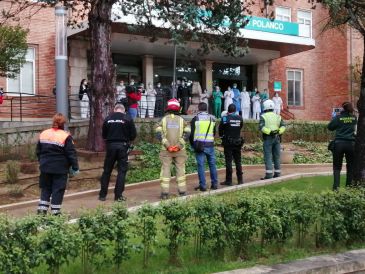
244, 16, 299, 36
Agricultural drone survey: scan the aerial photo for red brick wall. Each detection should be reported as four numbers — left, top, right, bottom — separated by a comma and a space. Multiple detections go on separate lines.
267, 0, 352, 120
0, 1, 56, 96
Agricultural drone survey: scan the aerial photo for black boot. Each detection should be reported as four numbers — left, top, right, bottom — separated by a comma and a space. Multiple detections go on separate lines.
333, 170, 341, 191
237, 176, 244, 185
273, 172, 280, 178
261, 173, 273, 180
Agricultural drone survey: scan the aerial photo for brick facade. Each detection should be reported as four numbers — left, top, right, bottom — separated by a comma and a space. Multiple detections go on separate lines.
0, 1, 363, 121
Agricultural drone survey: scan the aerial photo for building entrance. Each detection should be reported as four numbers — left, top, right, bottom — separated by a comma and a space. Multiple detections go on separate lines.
213, 63, 254, 92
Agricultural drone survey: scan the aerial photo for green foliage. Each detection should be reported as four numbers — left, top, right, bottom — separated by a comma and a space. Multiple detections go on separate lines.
161, 201, 192, 264
38, 215, 80, 274
78, 209, 114, 273
5, 160, 20, 184
0, 25, 27, 78
292, 140, 332, 164
135, 204, 159, 266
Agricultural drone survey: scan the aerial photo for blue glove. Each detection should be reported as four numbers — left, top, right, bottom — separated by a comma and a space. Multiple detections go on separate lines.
69, 167, 80, 177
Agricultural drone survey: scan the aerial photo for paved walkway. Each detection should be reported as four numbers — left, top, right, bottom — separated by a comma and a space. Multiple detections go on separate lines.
0, 164, 334, 218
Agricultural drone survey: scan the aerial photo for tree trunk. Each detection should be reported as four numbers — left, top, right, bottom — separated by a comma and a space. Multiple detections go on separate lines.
353, 36, 365, 183
86, 0, 116, 151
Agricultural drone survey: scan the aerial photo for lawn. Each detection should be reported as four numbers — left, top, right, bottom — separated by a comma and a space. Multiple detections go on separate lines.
254, 175, 346, 193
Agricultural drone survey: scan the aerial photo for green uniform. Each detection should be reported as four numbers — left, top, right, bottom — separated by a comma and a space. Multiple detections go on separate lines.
213, 90, 223, 118
259, 111, 286, 179
155, 113, 190, 196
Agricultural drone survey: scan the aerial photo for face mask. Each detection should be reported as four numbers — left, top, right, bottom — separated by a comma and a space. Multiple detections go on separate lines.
157, 84, 161, 88
130, 81, 135, 85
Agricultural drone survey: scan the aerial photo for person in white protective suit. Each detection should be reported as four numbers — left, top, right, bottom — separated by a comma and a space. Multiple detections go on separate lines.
272, 92, 283, 115
146, 82, 157, 118
251, 90, 261, 120
240, 86, 251, 119
224, 86, 234, 111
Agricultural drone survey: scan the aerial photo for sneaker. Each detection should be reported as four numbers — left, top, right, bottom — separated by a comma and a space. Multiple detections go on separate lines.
160, 193, 169, 200
220, 181, 233, 186
194, 186, 207, 192
98, 196, 106, 202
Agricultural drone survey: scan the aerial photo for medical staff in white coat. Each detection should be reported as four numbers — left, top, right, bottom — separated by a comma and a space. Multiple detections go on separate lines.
139, 83, 148, 118
240, 86, 251, 119
146, 83, 157, 118
252, 91, 261, 120
224, 86, 234, 111
272, 92, 283, 115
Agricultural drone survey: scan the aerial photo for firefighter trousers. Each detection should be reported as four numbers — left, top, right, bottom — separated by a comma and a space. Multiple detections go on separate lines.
159, 150, 187, 194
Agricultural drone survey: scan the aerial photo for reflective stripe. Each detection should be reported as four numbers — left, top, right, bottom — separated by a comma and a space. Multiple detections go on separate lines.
51, 204, 62, 209
265, 170, 273, 173
39, 128, 70, 148
274, 170, 281, 173
39, 200, 50, 205
177, 176, 186, 182
161, 177, 170, 182
51, 209, 61, 214
38, 206, 49, 211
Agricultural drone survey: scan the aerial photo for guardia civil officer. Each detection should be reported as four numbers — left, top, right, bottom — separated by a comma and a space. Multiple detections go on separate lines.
328, 102, 357, 190
259, 100, 286, 179
219, 104, 244, 186
36, 113, 79, 215
99, 104, 137, 201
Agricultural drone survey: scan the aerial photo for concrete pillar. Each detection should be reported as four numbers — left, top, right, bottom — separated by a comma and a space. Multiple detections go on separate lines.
257, 62, 269, 92
143, 55, 154, 87
203, 60, 214, 91
68, 39, 89, 118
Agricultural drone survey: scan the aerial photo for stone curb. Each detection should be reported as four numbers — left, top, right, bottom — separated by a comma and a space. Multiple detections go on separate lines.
215, 249, 365, 274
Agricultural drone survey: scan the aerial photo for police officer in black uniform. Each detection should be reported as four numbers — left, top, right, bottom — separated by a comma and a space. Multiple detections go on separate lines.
328, 102, 357, 191
99, 104, 137, 201
177, 80, 192, 115
219, 104, 244, 186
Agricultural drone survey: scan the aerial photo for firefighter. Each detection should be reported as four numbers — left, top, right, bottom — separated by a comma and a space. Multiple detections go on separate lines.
36, 113, 79, 215
259, 100, 286, 179
99, 104, 137, 201
155, 99, 191, 199
219, 104, 244, 186
328, 102, 357, 190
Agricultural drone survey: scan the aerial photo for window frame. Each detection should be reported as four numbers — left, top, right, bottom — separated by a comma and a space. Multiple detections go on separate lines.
286, 69, 303, 107
297, 9, 312, 38
6, 47, 36, 96
275, 6, 292, 22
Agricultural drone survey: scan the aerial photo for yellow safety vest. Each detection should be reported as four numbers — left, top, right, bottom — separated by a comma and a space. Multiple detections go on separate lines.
261, 112, 285, 135
193, 113, 215, 143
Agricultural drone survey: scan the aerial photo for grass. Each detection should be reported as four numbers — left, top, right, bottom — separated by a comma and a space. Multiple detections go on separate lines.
254, 175, 346, 193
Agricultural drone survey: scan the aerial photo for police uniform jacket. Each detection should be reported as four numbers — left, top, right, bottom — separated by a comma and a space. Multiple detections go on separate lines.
218, 113, 243, 145
327, 111, 357, 141
36, 128, 79, 174
102, 112, 137, 144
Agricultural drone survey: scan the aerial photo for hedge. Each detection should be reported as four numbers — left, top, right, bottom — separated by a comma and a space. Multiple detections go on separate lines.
1, 189, 365, 273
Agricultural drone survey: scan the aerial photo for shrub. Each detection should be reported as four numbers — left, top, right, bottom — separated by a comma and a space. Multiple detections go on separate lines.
5, 160, 20, 184
7, 185, 24, 197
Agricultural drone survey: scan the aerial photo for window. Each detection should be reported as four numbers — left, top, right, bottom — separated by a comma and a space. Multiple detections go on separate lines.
287, 69, 303, 106
298, 10, 312, 37
7, 48, 36, 95
275, 7, 291, 22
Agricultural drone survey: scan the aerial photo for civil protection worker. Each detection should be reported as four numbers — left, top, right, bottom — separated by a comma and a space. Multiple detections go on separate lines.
219, 104, 244, 186
36, 113, 79, 215
155, 99, 191, 199
328, 102, 357, 190
190, 102, 218, 191
259, 100, 286, 179
99, 104, 137, 201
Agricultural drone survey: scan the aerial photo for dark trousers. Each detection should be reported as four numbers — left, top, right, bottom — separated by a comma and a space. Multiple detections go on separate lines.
224, 145, 243, 183
181, 97, 190, 115
263, 135, 281, 178
38, 173, 68, 214
333, 140, 355, 190
99, 143, 129, 200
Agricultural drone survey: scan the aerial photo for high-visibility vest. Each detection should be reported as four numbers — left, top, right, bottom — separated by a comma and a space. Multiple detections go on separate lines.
193, 113, 215, 143
39, 128, 70, 147
261, 112, 285, 135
